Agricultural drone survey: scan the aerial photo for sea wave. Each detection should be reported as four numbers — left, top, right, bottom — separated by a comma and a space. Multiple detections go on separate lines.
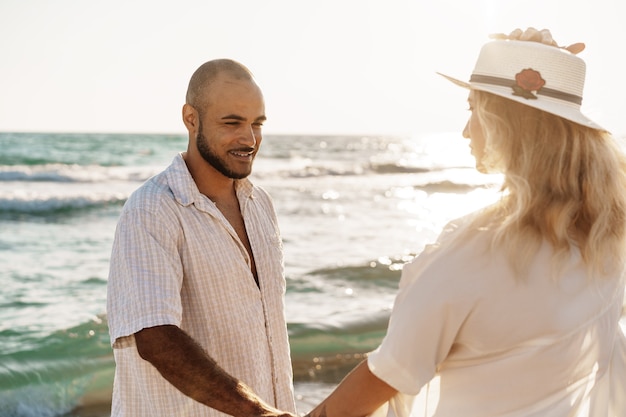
0, 132, 186, 169
368, 162, 433, 174
0, 193, 126, 215
301, 256, 408, 286
0, 159, 495, 196
290, 315, 389, 382
0, 307, 390, 414
0, 173, 491, 219
254, 155, 440, 179
0, 316, 113, 417
289, 312, 389, 357
0, 164, 157, 183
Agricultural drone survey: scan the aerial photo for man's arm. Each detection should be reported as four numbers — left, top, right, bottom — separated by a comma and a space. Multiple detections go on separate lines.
135, 324, 295, 417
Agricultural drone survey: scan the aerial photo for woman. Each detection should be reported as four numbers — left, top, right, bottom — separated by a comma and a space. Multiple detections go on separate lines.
305, 28, 626, 417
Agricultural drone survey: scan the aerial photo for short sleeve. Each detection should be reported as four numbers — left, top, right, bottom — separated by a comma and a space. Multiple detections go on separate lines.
368, 222, 477, 395
107, 205, 184, 347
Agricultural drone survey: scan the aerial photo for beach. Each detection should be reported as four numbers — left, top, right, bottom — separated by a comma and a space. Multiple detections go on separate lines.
0, 131, 524, 416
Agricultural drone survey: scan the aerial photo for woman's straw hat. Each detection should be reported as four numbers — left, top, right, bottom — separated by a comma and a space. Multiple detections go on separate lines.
438, 36, 604, 131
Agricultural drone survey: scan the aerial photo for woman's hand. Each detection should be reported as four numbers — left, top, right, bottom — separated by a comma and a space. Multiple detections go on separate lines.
490, 27, 585, 55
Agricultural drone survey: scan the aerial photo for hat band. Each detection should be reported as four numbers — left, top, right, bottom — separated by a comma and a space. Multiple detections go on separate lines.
470, 74, 582, 105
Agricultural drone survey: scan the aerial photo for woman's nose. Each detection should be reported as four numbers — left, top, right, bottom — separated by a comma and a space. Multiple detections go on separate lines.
462, 120, 470, 139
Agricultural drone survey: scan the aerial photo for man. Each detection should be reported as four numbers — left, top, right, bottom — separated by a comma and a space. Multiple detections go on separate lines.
107, 59, 297, 417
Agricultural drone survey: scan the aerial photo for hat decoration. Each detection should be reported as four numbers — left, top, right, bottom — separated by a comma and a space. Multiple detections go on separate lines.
512, 68, 545, 100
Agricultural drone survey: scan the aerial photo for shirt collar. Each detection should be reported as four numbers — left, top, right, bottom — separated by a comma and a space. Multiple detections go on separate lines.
167, 153, 255, 207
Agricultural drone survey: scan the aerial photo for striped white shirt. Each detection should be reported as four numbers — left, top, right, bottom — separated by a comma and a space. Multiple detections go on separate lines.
107, 153, 296, 417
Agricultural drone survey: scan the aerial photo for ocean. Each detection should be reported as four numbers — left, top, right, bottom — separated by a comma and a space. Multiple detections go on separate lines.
0, 130, 513, 416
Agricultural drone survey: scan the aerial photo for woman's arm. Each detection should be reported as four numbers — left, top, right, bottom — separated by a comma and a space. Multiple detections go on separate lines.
135, 324, 295, 417
305, 359, 398, 417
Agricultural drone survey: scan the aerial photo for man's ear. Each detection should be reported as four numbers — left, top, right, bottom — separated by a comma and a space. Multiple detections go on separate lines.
182, 104, 199, 134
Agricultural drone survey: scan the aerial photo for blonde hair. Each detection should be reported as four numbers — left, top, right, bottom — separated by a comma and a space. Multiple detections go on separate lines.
469, 90, 626, 278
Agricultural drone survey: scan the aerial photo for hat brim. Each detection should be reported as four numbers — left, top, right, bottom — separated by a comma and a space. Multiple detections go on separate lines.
436, 72, 470, 90
436, 72, 605, 131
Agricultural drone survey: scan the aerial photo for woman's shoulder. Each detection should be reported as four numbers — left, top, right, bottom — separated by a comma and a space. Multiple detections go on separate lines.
435, 208, 490, 245
400, 209, 500, 288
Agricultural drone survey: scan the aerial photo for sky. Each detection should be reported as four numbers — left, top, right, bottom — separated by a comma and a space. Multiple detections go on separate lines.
1, 0, 625, 136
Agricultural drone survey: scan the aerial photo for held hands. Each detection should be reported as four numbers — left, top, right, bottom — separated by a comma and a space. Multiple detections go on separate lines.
255, 407, 298, 417
490, 27, 585, 55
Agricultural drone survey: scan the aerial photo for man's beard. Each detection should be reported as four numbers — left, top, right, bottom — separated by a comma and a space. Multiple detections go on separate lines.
196, 121, 254, 180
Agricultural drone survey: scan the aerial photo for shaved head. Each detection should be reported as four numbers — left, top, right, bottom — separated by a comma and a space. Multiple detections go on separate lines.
185, 59, 256, 113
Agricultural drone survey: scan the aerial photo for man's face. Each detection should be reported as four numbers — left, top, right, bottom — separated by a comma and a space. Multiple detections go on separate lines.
195, 74, 266, 179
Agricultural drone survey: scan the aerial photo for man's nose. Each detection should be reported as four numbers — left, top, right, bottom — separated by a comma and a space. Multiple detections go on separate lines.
240, 125, 257, 148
